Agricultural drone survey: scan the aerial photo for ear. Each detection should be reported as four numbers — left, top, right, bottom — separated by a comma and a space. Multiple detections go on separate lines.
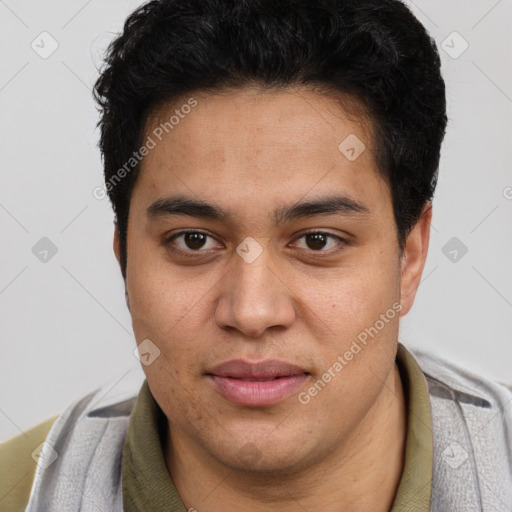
113, 222, 130, 309
399, 202, 432, 317
113, 222, 122, 267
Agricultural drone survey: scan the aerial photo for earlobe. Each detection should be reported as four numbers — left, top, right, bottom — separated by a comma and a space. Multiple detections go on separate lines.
399, 202, 432, 317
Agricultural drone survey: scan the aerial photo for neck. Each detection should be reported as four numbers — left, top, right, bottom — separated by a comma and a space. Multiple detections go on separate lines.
165, 363, 407, 512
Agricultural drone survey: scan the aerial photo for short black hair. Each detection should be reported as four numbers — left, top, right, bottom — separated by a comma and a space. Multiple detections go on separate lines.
93, 0, 447, 279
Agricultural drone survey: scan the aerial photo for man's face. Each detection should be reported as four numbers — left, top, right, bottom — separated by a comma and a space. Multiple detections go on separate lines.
120, 87, 412, 472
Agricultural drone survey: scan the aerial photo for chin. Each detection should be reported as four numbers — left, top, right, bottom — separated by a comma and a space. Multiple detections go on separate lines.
211, 435, 315, 476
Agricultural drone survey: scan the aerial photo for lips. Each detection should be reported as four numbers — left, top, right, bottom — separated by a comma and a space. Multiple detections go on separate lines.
206, 359, 309, 406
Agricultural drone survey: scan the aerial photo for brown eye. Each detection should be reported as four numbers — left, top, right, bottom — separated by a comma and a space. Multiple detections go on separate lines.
183, 232, 207, 250
166, 231, 220, 254
305, 233, 328, 250
294, 231, 347, 253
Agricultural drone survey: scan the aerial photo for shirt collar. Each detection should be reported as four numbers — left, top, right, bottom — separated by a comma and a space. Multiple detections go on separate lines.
390, 343, 433, 511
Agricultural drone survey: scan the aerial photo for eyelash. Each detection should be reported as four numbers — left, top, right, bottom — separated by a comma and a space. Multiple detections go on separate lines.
164, 229, 348, 257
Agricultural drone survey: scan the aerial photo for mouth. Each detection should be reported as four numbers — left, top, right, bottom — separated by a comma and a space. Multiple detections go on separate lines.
206, 359, 310, 407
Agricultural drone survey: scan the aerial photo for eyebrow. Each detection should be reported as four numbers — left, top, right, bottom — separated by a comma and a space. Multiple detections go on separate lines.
146, 194, 370, 225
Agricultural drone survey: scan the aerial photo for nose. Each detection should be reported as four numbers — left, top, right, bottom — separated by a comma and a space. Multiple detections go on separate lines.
214, 248, 297, 338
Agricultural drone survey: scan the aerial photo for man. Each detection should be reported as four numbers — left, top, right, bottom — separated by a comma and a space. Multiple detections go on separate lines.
1, 0, 511, 510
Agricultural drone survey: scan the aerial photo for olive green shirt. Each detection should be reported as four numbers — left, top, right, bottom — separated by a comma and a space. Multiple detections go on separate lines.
0, 343, 433, 511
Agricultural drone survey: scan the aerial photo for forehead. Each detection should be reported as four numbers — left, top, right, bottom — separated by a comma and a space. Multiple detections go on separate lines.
132, 87, 391, 220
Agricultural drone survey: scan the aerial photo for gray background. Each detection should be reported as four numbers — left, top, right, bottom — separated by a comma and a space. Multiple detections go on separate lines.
1, 0, 511, 443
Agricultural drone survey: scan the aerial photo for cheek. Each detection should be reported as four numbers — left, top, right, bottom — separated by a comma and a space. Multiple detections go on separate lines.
128, 269, 207, 412
315, 260, 399, 329
303, 266, 401, 386
129, 277, 208, 359
126, 241, 205, 338
304, 269, 400, 412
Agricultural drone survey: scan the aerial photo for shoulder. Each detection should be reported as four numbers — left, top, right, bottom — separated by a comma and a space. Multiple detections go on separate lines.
0, 373, 144, 512
409, 346, 512, 410
408, 346, 512, 507
0, 415, 59, 512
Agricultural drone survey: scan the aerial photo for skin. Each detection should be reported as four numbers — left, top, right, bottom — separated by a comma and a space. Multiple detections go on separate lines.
114, 86, 432, 511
